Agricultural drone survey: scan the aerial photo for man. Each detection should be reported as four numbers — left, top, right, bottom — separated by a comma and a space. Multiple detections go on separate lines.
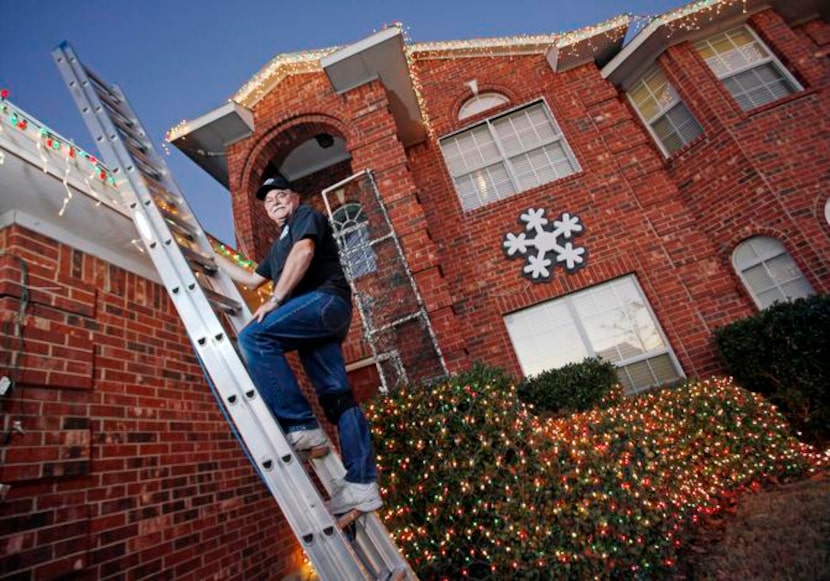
214, 175, 381, 515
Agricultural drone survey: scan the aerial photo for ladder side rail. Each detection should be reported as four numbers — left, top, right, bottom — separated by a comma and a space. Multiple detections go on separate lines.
53, 43, 377, 579
190, 335, 371, 580
53, 42, 250, 332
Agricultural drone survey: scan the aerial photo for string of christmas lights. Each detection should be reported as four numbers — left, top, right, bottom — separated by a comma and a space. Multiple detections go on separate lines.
1, 89, 119, 191
167, 0, 759, 148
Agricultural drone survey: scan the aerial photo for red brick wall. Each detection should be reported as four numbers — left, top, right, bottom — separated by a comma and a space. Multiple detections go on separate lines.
227, 73, 465, 377
0, 224, 302, 579
223, 8, 829, 387
659, 12, 830, 299
404, 48, 734, 377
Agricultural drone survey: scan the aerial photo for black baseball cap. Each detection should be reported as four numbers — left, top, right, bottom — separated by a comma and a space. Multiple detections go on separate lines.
255, 176, 292, 200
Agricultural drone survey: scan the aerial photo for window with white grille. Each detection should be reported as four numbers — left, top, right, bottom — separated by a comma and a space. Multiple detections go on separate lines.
439, 101, 580, 211
733, 236, 814, 309
695, 26, 801, 111
331, 203, 377, 279
629, 67, 703, 155
504, 275, 683, 393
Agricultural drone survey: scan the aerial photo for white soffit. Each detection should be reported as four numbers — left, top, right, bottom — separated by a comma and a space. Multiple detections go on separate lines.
546, 15, 631, 73
321, 27, 426, 147
168, 101, 254, 188
0, 104, 157, 281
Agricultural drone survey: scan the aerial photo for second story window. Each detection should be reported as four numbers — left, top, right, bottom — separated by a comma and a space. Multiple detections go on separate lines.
439, 101, 580, 212
629, 67, 703, 155
695, 26, 801, 111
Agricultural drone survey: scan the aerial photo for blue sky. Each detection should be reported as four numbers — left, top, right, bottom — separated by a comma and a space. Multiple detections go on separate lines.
2, 0, 685, 245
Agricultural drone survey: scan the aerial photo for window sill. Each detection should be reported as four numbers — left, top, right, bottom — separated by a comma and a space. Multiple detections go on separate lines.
740, 87, 819, 119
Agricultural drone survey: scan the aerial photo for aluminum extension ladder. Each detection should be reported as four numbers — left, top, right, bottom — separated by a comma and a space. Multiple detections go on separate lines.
52, 41, 414, 581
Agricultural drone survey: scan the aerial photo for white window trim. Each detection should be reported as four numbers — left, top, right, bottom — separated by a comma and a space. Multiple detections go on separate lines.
505, 275, 685, 393
696, 26, 802, 107
458, 92, 509, 120
732, 237, 813, 310
627, 67, 702, 157
439, 98, 581, 211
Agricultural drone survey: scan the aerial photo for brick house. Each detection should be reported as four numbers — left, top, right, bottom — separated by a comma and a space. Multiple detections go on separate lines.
170, 0, 829, 394
2, 0, 829, 578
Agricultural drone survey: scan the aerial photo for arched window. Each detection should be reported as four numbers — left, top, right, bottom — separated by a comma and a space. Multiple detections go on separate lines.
733, 236, 814, 309
458, 93, 509, 120
331, 203, 377, 279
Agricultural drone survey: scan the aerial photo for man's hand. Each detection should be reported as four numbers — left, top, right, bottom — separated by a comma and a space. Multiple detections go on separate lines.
251, 299, 278, 323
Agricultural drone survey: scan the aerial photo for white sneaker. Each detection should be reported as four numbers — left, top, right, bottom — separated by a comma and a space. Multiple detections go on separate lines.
328, 480, 383, 515
286, 428, 329, 457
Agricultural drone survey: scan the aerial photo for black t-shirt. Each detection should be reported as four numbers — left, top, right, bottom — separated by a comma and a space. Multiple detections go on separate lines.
255, 205, 351, 302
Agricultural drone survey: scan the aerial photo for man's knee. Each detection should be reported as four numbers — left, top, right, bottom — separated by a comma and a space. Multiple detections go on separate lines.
318, 391, 357, 425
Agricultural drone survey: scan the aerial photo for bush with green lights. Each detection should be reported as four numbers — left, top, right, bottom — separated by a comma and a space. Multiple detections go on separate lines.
366, 372, 826, 579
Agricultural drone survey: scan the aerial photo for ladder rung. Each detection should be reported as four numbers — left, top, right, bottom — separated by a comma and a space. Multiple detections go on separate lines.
133, 153, 164, 180
145, 179, 181, 207
84, 66, 121, 105
103, 104, 150, 150
381, 567, 408, 581
180, 246, 218, 274
158, 206, 198, 239
99, 97, 135, 131
368, 312, 423, 336
336, 509, 364, 529
201, 285, 242, 314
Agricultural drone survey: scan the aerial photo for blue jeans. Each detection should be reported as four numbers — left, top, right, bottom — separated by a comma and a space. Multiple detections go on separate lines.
237, 291, 377, 484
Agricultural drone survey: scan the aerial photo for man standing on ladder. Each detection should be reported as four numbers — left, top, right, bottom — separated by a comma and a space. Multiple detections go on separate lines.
214, 175, 382, 516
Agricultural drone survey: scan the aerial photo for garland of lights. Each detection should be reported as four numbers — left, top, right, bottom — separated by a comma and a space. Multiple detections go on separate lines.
2, 88, 258, 274
165, 0, 759, 146
1, 89, 118, 189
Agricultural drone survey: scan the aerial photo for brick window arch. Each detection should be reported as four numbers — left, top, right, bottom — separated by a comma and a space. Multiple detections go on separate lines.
732, 236, 814, 309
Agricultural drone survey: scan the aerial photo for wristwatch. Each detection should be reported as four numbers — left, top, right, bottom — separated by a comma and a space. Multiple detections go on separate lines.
269, 295, 282, 307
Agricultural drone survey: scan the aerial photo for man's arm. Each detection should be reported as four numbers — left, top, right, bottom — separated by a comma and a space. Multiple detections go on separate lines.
251, 238, 315, 322
214, 253, 268, 289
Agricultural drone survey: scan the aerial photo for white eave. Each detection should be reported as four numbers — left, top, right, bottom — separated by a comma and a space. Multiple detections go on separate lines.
602, 0, 828, 90
0, 101, 158, 281
546, 15, 631, 73
167, 100, 254, 188
321, 27, 426, 147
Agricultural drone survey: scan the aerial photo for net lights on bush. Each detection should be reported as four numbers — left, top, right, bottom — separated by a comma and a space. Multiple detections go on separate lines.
367, 376, 827, 578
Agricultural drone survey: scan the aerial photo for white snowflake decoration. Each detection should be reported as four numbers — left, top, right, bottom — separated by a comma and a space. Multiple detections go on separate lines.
503, 208, 587, 281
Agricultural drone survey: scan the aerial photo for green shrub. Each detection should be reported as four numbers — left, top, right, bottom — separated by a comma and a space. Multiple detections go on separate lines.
452, 361, 515, 392
518, 357, 620, 414
367, 376, 825, 579
714, 294, 830, 443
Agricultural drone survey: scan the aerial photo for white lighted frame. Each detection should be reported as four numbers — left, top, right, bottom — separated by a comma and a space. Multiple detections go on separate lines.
504, 275, 684, 393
